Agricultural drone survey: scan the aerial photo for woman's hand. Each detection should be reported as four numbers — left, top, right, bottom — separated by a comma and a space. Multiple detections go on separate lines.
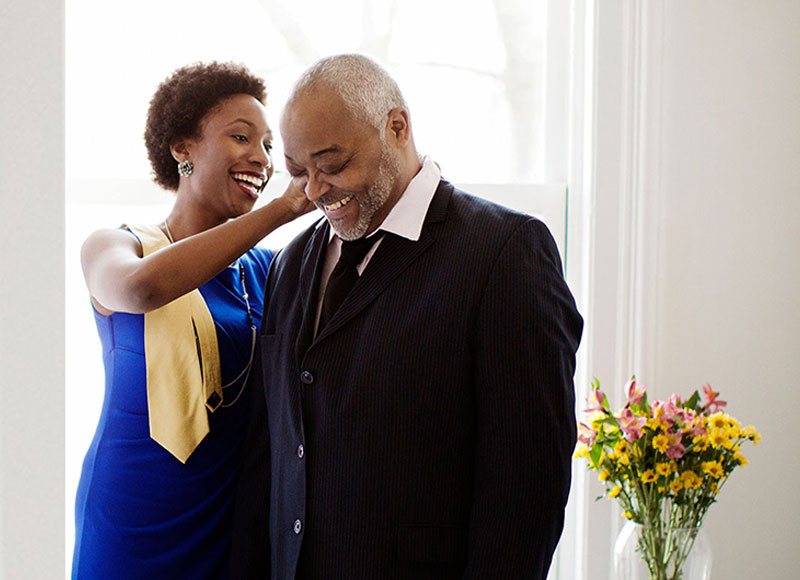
279, 177, 316, 218
83, 179, 318, 315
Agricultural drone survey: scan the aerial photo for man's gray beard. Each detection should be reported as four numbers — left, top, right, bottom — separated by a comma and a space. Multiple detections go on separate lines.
334, 144, 401, 241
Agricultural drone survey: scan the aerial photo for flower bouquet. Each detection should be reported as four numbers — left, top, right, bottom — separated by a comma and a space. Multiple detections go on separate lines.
576, 378, 760, 580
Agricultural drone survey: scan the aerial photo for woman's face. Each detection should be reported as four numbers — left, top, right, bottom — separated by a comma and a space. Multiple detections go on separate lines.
180, 93, 273, 220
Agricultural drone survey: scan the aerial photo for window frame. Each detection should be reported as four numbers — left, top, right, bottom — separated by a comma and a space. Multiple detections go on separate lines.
0, 0, 643, 577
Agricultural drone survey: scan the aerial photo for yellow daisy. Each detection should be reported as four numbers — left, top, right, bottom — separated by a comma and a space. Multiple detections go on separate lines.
656, 462, 673, 477
653, 434, 670, 453
709, 413, 728, 430
693, 435, 711, 451
702, 460, 724, 479
680, 470, 702, 489
709, 430, 728, 448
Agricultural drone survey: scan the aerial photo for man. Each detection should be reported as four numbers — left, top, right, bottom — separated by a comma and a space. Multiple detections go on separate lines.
231, 54, 583, 579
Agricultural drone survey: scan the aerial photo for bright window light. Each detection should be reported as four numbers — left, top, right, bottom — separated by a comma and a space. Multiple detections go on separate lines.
66, 0, 562, 576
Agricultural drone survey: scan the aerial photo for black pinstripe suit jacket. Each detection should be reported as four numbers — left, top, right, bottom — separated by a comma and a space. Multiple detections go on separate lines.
230, 180, 583, 579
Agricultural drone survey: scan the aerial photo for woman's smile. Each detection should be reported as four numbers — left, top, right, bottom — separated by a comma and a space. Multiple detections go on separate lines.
231, 171, 267, 199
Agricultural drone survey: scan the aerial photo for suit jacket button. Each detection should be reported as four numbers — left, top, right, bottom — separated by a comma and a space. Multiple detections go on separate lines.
297, 444, 304, 459
300, 371, 314, 384
293, 519, 303, 534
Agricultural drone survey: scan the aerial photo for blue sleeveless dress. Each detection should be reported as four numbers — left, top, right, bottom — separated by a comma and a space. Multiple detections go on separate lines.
72, 247, 274, 579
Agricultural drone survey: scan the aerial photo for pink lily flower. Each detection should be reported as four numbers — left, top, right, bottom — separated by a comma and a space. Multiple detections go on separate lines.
702, 383, 727, 412
666, 394, 683, 413
625, 378, 646, 407
578, 422, 597, 446
618, 408, 646, 442
585, 388, 607, 414
666, 438, 686, 460
680, 408, 697, 425
651, 400, 677, 427
683, 424, 706, 438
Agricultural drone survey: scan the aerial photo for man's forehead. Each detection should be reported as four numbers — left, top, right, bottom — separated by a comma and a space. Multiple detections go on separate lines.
282, 92, 345, 136
281, 116, 350, 160
281, 93, 375, 159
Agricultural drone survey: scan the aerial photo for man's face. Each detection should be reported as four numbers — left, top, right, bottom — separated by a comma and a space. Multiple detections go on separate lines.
280, 88, 402, 240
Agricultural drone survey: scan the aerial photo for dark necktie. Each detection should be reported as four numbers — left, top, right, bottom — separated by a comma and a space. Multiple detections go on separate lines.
319, 234, 382, 331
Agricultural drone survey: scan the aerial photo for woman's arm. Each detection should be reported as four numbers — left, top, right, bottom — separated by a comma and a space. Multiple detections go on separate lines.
81, 184, 314, 315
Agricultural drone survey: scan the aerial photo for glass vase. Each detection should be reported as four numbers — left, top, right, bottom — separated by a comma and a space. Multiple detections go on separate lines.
614, 521, 712, 580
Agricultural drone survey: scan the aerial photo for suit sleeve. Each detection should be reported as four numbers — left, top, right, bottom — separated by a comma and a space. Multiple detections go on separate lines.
228, 316, 272, 577
464, 218, 582, 579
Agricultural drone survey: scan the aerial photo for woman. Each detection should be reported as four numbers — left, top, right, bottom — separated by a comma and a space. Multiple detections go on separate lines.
71, 62, 311, 578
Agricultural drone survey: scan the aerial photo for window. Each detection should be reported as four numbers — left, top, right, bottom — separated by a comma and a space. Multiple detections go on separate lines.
66, 0, 575, 576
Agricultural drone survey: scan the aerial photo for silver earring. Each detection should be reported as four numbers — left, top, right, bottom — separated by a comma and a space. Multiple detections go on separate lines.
177, 160, 194, 177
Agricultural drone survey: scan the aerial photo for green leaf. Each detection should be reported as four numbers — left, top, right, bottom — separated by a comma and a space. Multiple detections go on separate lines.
598, 416, 620, 427
589, 444, 603, 467
685, 390, 701, 411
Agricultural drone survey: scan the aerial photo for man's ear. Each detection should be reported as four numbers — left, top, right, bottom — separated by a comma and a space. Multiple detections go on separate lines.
385, 108, 411, 146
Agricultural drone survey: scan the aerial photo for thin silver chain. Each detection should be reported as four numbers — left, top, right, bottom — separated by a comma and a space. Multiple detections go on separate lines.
163, 218, 175, 243
162, 219, 255, 408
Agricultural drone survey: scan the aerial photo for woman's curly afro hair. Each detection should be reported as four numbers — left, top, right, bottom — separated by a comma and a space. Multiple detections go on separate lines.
144, 62, 267, 191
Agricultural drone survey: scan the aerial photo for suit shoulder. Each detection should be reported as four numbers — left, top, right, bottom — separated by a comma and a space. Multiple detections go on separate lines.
445, 184, 551, 244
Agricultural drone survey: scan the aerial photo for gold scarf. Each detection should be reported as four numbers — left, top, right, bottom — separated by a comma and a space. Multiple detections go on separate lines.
124, 223, 222, 463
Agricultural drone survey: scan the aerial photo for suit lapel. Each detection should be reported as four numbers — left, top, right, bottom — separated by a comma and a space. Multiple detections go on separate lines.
314, 181, 453, 343
295, 218, 330, 363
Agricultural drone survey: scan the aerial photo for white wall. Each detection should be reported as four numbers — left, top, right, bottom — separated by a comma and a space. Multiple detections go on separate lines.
648, 1, 799, 578
0, 0, 65, 578
582, 1, 800, 578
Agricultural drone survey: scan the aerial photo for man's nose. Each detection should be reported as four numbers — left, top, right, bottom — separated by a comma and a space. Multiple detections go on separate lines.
304, 171, 331, 201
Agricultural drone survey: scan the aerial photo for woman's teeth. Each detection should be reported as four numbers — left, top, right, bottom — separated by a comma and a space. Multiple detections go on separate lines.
232, 172, 265, 193
324, 195, 354, 211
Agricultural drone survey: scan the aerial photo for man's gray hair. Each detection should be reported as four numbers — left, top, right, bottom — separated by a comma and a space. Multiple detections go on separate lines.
289, 54, 408, 138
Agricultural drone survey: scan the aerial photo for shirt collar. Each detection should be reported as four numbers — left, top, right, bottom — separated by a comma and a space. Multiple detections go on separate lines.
378, 155, 440, 241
